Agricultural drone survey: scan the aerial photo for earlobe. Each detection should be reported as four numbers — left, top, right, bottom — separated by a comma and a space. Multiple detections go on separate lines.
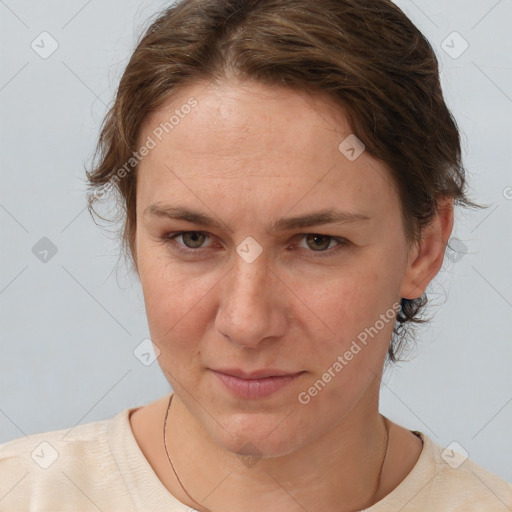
399, 198, 454, 300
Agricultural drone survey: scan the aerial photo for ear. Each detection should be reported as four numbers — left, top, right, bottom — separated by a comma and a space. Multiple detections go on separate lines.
399, 197, 454, 300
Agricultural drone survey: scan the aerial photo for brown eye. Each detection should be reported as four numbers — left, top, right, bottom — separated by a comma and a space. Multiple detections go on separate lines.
295, 234, 350, 257
305, 234, 334, 251
180, 232, 207, 249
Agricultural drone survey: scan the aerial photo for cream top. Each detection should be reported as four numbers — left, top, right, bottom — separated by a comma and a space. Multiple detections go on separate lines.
1, 399, 511, 511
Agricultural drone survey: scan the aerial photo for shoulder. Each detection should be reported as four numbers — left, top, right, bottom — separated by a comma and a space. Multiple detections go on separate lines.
371, 430, 512, 511
419, 433, 512, 510
0, 412, 112, 470
0, 409, 136, 511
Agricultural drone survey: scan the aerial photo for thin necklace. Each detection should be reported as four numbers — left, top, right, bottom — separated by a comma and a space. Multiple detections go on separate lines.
163, 393, 390, 512
163, 394, 212, 512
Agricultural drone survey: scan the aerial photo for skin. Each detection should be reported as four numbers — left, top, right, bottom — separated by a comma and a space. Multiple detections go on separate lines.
129, 78, 454, 512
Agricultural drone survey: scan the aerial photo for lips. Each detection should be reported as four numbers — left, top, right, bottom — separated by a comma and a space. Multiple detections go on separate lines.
212, 368, 303, 379
210, 368, 305, 399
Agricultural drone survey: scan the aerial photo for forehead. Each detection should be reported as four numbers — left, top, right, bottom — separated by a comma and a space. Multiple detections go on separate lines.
136, 80, 398, 215
140, 80, 354, 162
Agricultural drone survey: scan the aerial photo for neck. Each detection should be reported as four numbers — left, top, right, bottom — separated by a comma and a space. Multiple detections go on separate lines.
164, 392, 390, 512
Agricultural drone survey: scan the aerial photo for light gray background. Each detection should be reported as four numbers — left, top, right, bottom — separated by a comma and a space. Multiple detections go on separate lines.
1, 0, 511, 483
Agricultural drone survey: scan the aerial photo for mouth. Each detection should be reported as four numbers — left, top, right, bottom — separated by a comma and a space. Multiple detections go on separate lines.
210, 368, 306, 399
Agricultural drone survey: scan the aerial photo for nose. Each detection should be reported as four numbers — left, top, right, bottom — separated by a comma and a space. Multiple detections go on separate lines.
215, 250, 287, 349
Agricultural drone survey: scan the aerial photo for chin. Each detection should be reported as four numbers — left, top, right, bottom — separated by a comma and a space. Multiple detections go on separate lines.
207, 410, 314, 459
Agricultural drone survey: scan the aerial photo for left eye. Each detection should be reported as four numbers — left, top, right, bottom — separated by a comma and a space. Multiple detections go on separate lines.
297, 234, 346, 252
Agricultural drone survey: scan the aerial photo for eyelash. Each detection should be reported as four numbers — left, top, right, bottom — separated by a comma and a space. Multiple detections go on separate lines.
162, 231, 350, 258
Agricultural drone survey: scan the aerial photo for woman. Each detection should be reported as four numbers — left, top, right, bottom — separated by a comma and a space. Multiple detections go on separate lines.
1, 0, 510, 510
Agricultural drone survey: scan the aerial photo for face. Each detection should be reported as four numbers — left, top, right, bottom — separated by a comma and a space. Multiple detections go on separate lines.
134, 79, 419, 457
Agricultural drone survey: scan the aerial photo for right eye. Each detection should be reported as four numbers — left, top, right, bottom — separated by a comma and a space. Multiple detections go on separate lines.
163, 231, 212, 252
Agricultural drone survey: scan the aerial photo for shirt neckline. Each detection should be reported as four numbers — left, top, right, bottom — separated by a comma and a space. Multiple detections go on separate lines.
108, 397, 436, 511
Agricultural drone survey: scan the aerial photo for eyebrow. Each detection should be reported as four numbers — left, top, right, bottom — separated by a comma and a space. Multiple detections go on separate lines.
144, 204, 371, 232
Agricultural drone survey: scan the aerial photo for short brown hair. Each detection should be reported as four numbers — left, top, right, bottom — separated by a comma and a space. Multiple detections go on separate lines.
86, 0, 485, 363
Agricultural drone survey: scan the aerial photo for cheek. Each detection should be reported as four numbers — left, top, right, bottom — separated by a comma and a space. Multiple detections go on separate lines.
143, 276, 208, 337
137, 247, 209, 349
294, 250, 400, 368
140, 265, 213, 387
293, 266, 397, 419
300, 260, 388, 331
